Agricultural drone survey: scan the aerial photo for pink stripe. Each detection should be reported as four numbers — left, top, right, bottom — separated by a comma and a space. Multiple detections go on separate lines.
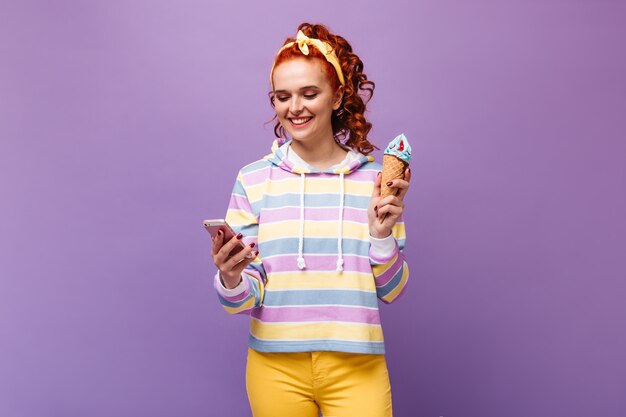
253, 305, 381, 325
242, 166, 378, 183
343, 169, 379, 181
269, 168, 297, 180
229, 194, 253, 213
222, 290, 249, 303
374, 254, 405, 287
261, 206, 367, 223
317, 171, 377, 182
243, 166, 272, 185
264, 254, 371, 274
241, 166, 292, 182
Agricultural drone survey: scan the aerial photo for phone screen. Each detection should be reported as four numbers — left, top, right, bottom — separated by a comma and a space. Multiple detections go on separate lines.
204, 220, 246, 258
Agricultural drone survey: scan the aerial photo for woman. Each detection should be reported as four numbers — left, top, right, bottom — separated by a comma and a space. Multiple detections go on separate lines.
211, 22, 411, 417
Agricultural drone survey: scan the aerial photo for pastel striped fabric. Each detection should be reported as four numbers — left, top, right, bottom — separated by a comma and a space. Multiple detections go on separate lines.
214, 144, 409, 354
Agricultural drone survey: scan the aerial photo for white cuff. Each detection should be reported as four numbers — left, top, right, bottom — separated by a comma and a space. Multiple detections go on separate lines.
369, 233, 396, 259
218, 273, 246, 296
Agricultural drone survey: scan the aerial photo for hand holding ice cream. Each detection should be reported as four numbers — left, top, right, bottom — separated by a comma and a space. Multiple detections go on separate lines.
376, 134, 412, 224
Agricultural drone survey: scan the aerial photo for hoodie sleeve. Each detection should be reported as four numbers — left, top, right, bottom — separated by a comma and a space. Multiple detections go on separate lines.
213, 170, 266, 314
369, 220, 409, 304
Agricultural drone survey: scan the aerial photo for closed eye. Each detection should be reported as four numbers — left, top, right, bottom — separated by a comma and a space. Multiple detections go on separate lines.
274, 93, 318, 102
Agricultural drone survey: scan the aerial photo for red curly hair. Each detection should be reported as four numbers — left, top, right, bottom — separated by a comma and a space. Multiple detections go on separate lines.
269, 22, 377, 155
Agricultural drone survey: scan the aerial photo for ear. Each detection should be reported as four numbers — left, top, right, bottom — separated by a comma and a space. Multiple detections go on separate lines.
332, 85, 344, 110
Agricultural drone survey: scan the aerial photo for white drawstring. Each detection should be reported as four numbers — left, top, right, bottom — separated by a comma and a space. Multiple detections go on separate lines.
296, 170, 345, 273
336, 172, 345, 272
296, 172, 306, 270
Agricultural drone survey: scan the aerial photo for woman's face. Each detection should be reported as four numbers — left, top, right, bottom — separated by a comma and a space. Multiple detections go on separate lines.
272, 58, 343, 145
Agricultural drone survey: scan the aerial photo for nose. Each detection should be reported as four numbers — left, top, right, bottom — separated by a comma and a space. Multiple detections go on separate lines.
289, 96, 304, 115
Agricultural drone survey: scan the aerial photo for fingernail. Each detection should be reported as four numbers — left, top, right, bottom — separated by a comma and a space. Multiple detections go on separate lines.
217, 230, 223, 236
377, 171, 381, 176
236, 233, 243, 239
249, 242, 256, 248
255, 251, 259, 256
386, 181, 393, 186
374, 205, 378, 211
408, 167, 411, 174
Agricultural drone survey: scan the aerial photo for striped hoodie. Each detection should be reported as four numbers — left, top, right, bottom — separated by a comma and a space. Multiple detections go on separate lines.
214, 139, 409, 354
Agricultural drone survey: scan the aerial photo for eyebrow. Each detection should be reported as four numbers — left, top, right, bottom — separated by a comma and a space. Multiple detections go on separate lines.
273, 85, 320, 93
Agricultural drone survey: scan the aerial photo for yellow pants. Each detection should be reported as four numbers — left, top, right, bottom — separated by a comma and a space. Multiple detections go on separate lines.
246, 347, 393, 417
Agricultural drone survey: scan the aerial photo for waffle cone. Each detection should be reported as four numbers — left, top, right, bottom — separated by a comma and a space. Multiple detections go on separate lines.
381, 154, 408, 197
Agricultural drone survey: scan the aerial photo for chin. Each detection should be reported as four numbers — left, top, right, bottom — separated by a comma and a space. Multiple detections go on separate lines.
289, 133, 313, 143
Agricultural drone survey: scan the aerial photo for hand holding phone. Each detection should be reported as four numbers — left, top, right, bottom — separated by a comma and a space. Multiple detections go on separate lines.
204, 219, 257, 289
204, 219, 247, 258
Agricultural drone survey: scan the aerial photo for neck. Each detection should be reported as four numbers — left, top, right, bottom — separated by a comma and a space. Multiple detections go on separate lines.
290, 135, 347, 170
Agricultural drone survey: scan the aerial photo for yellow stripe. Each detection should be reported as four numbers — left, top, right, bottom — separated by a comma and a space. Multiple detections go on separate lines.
226, 209, 257, 227
260, 220, 369, 240
223, 296, 256, 314
392, 222, 406, 239
245, 178, 373, 202
250, 319, 384, 341
383, 264, 410, 303
266, 271, 376, 291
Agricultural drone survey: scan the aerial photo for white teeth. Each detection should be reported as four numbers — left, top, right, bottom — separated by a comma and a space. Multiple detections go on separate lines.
291, 117, 312, 125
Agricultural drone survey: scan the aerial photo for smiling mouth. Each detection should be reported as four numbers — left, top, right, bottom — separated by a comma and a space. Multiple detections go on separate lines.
289, 117, 313, 127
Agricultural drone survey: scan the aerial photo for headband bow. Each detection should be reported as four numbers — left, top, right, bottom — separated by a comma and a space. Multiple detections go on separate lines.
270, 30, 345, 89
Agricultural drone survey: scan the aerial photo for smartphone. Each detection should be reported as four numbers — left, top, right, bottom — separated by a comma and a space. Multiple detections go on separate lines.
203, 219, 249, 258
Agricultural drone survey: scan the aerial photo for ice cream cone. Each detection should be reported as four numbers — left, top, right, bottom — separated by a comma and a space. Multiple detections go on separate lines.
381, 154, 408, 198
379, 133, 412, 223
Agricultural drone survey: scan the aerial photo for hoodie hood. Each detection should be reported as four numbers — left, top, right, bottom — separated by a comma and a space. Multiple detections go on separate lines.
266, 138, 374, 175
264, 139, 374, 273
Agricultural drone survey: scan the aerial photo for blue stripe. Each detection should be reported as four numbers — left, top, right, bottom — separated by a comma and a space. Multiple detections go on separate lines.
259, 237, 369, 257
217, 292, 253, 308
239, 159, 380, 182
251, 194, 371, 211
250, 278, 263, 306
244, 262, 266, 282
249, 335, 385, 354
228, 221, 259, 238
263, 289, 379, 308
231, 179, 246, 196
240, 159, 271, 175
377, 265, 406, 298
359, 161, 382, 171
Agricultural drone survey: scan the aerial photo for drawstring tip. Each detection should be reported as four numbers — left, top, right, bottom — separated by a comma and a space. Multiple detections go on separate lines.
336, 258, 344, 273
297, 257, 306, 270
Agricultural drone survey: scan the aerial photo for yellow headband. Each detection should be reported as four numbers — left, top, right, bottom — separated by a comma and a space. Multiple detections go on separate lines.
270, 30, 345, 90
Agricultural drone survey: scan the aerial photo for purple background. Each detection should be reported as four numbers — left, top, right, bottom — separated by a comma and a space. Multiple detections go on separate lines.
1, 1, 625, 416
